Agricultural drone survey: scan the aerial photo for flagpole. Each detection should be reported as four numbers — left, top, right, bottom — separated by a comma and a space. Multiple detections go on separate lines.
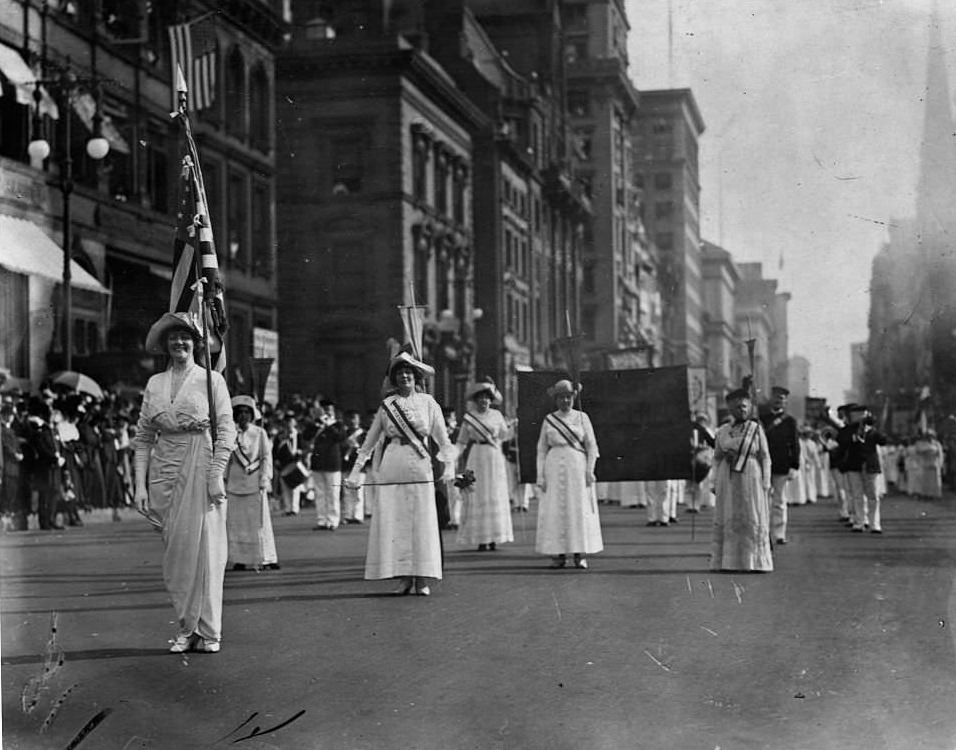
174, 66, 218, 445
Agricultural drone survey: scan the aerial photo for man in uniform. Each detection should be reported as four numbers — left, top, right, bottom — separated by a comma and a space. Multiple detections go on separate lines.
306, 399, 347, 531
760, 386, 800, 545
840, 404, 887, 533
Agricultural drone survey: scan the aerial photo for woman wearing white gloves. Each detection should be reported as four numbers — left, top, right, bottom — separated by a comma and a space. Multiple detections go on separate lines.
133, 312, 236, 653
346, 347, 456, 596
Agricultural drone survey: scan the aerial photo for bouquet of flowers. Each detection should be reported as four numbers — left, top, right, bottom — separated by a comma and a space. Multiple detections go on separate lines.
453, 468, 476, 490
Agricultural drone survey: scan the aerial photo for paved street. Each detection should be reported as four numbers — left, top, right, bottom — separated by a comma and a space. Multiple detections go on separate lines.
2, 492, 956, 750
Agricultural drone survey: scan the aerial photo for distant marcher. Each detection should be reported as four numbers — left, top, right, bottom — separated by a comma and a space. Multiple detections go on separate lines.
913, 430, 944, 499
455, 378, 514, 552
710, 388, 773, 573
306, 399, 347, 530
226, 396, 279, 571
133, 312, 236, 653
340, 410, 367, 524
760, 386, 800, 545
534, 379, 602, 570
839, 405, 887, 533
1, 404, 26, 530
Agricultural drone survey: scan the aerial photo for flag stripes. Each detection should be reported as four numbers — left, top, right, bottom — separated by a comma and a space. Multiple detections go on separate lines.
170, 149, 227, 373
168, 18, 217, 112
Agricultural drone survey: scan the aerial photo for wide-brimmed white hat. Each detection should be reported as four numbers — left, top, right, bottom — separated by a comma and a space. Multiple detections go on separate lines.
145, 312, 202, 354
467, 377, 502, 404
231, 394, 262, 421
547, 379, 581, 398
387, 345, 435, 379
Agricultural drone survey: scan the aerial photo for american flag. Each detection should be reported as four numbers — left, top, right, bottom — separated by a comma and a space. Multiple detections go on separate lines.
168, 16, 218, 112
171, 148, 227, 373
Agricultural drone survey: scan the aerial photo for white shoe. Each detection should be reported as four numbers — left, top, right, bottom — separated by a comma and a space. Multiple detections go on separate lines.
196, 639, 221, 653
169, 633, 197, 653
415, 585, 431, 597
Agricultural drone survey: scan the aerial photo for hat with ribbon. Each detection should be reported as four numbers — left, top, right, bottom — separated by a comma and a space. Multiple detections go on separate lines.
231, 394, 262, 421
145, 312, 202, 355
547, 379, 581, 398
467, 377, 502, 404
387, 343, 435, 379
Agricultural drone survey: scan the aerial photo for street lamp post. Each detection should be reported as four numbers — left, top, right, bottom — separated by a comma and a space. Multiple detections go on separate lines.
28, 62, 110, 372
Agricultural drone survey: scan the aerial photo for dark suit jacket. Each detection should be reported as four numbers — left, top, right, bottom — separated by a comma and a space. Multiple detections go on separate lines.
307, 421, 347, 472
760, 411, 800, 475
1, 423, 20, 478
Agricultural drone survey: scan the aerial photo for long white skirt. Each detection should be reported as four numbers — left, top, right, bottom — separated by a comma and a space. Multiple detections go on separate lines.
535, 445, 603, 555
457, 443, 513, 546
365, 443, 442, 580
226, 490, 278, 566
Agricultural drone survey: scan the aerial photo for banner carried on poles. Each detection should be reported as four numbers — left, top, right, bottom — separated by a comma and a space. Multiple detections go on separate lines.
517, 366, 692, 483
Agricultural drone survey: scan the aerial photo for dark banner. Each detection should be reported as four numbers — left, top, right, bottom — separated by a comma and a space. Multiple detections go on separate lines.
517, 366, 691, 483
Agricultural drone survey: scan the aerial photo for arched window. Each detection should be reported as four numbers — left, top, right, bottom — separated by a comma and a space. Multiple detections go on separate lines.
249, 63, 270, 152
224, 46, 246, 140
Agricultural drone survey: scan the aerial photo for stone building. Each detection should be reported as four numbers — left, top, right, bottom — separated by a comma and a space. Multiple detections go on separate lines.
700, 240, 741, 396
276, 1, 484, 411
0, 0, 284, 392
632, 88, 705, 368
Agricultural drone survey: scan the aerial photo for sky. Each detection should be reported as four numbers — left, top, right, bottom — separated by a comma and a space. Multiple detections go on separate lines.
626, 0, 955, 403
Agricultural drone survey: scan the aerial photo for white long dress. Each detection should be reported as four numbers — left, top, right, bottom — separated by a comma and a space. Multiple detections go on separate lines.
225, 423, 278, 567
456, 408, 514, 546
133, 364, 236, 642
710, 419, 773, 572
350, 393, 456, 580
534, 409, 603, 556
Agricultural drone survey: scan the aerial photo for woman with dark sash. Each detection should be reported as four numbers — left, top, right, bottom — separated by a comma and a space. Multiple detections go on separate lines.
346, 347, 456, 597
534, 379, 602, 570
710, 388, 773, 572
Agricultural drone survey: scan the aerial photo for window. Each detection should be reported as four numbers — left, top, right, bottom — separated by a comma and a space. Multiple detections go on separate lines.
655, 201, 674, 219
568, 90, 589, 118
573, 128, 592, 160
0, 78, 29, 162
143, 124, 168, 212
412, 135, 428, 202
656, 232, 674, 251
582, 261, 595, 294
227, 170, 248, 270
331, 135, 364, 194
249, 63, 270, 153
654, 172, 673, 190
252, 179, 272, 278
452, 164, 467, 224
652, 118, 673, 135
225, 46, 246, 140
434, 149, 449, 215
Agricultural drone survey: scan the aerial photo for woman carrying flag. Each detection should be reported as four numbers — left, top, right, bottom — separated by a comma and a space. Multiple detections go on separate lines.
455, 378, 514, 552
534, 379, 602, 570
710, 388, 773, 573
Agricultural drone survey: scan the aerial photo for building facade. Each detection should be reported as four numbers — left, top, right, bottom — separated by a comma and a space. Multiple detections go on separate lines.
632, 88, 705, 368
733, 262, 789, 403
700, 240, 740, 396
276, 1, 483, 412
0, 0, 284, 392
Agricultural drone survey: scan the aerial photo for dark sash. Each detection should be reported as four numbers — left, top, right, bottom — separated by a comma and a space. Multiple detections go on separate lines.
546, 413, 586, 453
732, 420, 759, 473
382, 397, 429, 459
462, 412, 496, 446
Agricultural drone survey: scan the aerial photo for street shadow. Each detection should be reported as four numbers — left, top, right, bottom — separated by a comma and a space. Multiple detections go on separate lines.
2, 647, 174, 665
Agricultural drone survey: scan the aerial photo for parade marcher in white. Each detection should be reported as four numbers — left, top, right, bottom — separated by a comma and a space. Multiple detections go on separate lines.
455, 378, 514, 551
225, 395, 279, 571
345, 347, 456, 596
340, 410, 367, 523
710, 388, 773, 573
534, 379, 602, 569
913, 430, 944, 499
133, 312, 236, 653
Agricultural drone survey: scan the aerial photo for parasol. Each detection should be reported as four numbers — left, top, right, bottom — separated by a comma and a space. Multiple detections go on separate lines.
50, 371, 105, 399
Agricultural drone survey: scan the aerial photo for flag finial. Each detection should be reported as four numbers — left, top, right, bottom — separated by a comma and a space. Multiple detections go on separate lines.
176, 64, 188, 94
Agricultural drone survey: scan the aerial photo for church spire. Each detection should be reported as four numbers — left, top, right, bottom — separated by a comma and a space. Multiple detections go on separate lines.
915, 6, 956, 243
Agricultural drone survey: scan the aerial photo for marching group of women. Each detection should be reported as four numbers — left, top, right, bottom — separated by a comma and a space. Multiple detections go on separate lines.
133, 311, 947, 653
134, 313, 602, 652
